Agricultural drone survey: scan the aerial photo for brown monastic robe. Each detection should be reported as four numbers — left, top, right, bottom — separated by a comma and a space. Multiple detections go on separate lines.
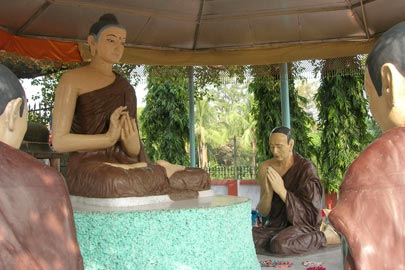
329, 127, 405, 270
253, 153, 326, 254
0, 141, 83, 270
67, 73, 210, 198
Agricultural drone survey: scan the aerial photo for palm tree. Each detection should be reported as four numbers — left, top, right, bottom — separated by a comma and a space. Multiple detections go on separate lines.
195, 98, 226, 168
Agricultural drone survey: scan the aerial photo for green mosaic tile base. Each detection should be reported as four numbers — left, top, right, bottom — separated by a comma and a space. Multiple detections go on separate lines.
74, 196, 260, 270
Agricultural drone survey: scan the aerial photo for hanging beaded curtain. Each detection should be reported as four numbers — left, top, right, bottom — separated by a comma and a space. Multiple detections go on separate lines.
119, 55, 366, 87
0, 50, 365, 81
0, 51, 83, 78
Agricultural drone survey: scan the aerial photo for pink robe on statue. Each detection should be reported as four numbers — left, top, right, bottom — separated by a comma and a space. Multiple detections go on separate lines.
0, 141, 83, 270
329, 127, 405, 270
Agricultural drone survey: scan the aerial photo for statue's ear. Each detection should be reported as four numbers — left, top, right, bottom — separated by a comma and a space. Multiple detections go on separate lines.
381, 63, 405, 108
87, 35, 97, 56
5, 98, 23, 132
289, 138, 294, 152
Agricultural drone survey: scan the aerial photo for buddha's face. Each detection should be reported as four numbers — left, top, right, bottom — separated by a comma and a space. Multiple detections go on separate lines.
93, 26, 126, 64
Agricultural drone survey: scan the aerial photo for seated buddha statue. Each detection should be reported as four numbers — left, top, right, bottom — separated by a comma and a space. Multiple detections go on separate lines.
52, 14, 210, 199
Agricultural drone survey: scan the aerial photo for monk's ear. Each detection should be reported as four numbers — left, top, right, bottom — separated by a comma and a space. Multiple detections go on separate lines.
4, 98, 23, 132
87, 35, 97, 56
289, 138, 294, 152
381, 63, 405, 108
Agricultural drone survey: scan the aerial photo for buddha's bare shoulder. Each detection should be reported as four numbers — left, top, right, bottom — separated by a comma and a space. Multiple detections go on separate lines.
59, 65, 92, 84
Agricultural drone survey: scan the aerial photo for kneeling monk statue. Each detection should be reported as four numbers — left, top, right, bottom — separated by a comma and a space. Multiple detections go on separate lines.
253, 127, 339, 255
52, 14, 210, 199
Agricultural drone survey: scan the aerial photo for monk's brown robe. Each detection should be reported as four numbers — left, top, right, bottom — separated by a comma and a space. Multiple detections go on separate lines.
329, 127, 405, 270
253, 153, 326, 255
67, 73, 210, 198
0, 141, 83, 270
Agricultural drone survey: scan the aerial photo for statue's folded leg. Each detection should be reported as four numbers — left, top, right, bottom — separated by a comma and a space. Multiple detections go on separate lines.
270, 225, 327, 255
166, 167, 211, 200
168, 167, 211, 191
67, 155, 170, 198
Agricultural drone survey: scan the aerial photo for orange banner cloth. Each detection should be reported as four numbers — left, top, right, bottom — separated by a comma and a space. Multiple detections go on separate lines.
0, 29, 82, 62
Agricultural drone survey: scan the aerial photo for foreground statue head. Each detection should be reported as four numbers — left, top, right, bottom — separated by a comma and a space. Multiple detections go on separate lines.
0, 64, 27, 148
365, 21, 405, 131
329, 21, 405, 270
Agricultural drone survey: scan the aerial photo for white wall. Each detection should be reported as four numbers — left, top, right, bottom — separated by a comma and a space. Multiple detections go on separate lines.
211, 182, 260, 209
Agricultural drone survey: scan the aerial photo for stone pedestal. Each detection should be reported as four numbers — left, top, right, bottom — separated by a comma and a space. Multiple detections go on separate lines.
72, 193, 260, 270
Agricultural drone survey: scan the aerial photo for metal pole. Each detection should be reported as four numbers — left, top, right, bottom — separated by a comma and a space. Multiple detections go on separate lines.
280, 63, 291, 128
188, 66, 196, 167
234, 136, 240, 195
233, 136, 237, 180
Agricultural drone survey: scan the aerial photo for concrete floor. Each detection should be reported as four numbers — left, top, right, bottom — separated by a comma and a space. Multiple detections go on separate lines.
257, 245, 343, 270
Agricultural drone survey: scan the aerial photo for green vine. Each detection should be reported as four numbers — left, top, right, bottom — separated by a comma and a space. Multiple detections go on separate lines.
315, 56, 372, 193
140, 66, 190, 164
249, 64, 316, 164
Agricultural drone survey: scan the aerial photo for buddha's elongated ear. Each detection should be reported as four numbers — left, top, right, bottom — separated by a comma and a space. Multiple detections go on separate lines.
381, 63, 405, 108
87, 35, 97, 57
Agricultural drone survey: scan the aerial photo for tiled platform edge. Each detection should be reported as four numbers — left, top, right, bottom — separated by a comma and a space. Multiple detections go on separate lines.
72, 195, 260, 270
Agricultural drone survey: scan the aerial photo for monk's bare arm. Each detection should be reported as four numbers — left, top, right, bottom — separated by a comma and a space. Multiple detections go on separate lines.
52, 72, 122, 152
258, 162, 268, 199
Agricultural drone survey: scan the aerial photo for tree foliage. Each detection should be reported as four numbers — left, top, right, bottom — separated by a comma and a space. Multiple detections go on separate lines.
315, 56, 372, 193
29, 71, 64, 125
195, 83, 256, 167
249, 65, 316, 164
140, 66, 190, 165
195, 97, 225, 167
142, 65, 254, 167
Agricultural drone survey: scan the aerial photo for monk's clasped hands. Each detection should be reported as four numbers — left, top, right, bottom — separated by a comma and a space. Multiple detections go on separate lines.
267, 166, 286, 197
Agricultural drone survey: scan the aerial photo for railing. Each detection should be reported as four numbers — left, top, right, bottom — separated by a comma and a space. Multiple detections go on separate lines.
203, 165, 257, 180
63, 155, 258, 180
28, 104, 53, 126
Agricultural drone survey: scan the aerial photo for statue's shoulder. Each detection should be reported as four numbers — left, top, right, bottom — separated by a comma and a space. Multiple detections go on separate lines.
59, 66, 90, 85
259, 159, 272, 169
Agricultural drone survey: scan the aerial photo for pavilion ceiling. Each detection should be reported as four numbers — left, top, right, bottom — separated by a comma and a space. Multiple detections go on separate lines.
1, 0, 405, 65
